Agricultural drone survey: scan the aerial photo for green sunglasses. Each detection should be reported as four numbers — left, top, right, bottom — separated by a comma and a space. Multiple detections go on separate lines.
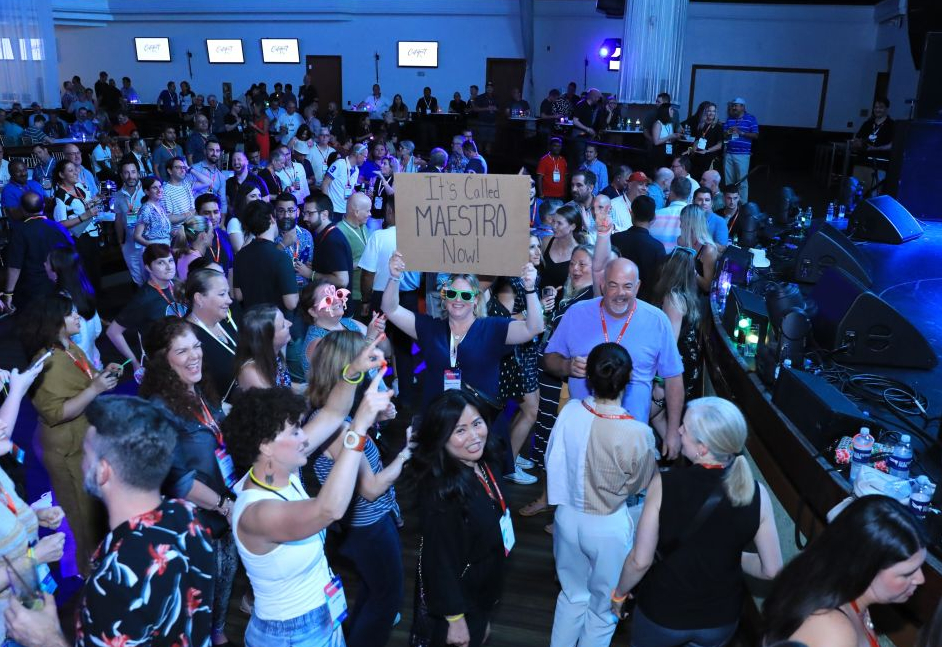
441, 288, 479, 302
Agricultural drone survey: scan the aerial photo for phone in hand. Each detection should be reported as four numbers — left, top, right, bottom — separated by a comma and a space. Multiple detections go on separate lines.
29, 350, 53, 373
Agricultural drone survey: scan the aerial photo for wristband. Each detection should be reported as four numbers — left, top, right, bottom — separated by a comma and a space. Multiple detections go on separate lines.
445, 614, 465, 623
611, 590, 628, 603
524, 288, 537, 294
27, 547, 35, 561
390, 276, 401, 282
341, 363, 364, 385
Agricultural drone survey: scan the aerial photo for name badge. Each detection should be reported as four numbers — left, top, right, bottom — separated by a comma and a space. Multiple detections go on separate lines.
324, 575, 348, 630
696, 137, 707, 151
499, 509, 515, 556
36, 563, 57, 594
41, 179, 52, 190
214, 447, 236, 490
730, 133, 739, 140
868, 133, 877, 143
443, 368, 462, 391
373, 196, 383, 211
552, 170, 561, 183
10, 443, 25, 465
665, 143, 673, 155
344, 185, 353, 198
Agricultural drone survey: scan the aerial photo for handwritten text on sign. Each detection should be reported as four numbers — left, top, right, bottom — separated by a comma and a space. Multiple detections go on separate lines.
261, 38, 299, 63
397, 41, 438, 68
395, 173, 530, 275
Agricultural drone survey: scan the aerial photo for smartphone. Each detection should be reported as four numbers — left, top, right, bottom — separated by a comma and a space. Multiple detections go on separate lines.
29, 350, 53, 373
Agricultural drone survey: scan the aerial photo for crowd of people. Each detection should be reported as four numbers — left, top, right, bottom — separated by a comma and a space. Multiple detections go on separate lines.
0, 67, 931, 647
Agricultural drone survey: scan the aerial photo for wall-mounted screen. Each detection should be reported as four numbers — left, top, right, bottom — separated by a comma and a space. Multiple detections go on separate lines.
206, 39, 244, 64
398, 41, 438, 68
134, 37, 171, 62
261, 38, 299, 64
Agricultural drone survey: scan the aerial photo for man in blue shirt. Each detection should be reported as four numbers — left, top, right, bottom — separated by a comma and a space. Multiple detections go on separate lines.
157, 81, 179, 116
64, 144, 100, 197
1, 161, 45, 224
580, 143, 608, 196
70, 108, 98, 140
722, 97, 759, 203
0, 110, 24, 145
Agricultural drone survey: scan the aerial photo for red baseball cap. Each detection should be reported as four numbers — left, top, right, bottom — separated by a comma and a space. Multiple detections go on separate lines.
628, 171, 649, 183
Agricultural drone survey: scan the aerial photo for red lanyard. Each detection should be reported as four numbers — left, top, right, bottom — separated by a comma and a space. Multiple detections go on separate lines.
196, 398, 224, 446
582, 400, 634, 420
210, 235, 221, 263
0, 488, 16, 515
599, 301, 637, 344
476, 464, 506, 514
850, 601, 880, 647
727, 208, 740, 233
62, 346, 93, 380
149, 281, 183, 317
280, 239, 300, 260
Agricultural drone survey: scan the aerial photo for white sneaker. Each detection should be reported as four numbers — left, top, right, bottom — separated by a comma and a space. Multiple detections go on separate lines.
504, 465, 538, 485
515, 455, 535, 470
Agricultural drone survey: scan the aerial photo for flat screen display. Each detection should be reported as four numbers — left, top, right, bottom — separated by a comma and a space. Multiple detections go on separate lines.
206, 39, 244, 64
261, 38, 299, 64
134, 37, 171, 62
398, 41, 438, 68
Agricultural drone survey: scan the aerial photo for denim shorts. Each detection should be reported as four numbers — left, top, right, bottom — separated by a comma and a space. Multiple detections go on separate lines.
245, 604, 346, 647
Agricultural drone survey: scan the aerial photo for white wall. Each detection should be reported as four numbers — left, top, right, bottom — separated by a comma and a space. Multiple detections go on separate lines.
52, 0, 919, 133
875, 12, 921, 121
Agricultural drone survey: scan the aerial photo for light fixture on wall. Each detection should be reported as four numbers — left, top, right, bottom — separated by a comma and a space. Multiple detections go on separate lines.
598, 38, 622, 71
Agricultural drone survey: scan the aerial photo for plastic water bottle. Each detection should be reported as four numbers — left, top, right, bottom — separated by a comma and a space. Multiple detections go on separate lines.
888, 435, 913, 479
838, 204, 846, 220
850, 426, 875, 482
826, 202, 835, 222
910, 476, 936, 519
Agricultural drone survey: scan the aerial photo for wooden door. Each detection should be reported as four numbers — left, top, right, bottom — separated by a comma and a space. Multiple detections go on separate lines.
305, 55, 342, 118
485, 58, 527, 107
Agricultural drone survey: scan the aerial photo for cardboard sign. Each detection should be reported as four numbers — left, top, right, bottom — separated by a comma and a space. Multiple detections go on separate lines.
395, 173, 530, 275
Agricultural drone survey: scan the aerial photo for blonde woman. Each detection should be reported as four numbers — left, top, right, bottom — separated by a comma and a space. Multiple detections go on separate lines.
175, 215, 214, 281
611, 397, 782, 646
677, 204, 718, 293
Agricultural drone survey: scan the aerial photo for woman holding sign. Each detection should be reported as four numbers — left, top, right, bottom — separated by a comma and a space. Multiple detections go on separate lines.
383, 252, 544, 417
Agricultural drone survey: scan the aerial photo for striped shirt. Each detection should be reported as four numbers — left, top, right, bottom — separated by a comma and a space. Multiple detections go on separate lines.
723, 112, 759, 155
314, 436, 397, 527
649, 201, 686, 252
161, 178, 195, 229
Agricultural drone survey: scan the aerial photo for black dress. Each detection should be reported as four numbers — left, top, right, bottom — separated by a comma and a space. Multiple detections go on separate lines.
541, 238, 571, 291
689, 121, 724, 180
487, 278, 539, 400
190, 317, 239, 401
412, 462, 506, 647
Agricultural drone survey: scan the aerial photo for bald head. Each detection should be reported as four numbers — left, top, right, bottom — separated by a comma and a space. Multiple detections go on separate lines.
345, 192, 372, 226
700, 169, 721, 193
20, 191, 44, 216
602, 258, 640, 316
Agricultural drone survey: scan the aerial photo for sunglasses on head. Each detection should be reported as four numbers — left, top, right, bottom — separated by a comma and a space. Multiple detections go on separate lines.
673, 246, 697, 256
441, 288, 478, 302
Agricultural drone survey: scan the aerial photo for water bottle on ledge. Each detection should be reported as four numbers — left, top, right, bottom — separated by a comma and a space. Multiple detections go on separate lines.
910, 476, 936, 519
850, 426, 874, 482
826, 201, 835, 222
888, 435, 913, 479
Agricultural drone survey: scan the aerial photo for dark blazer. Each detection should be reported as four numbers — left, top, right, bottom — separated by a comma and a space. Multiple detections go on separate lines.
610, 225, 666, 303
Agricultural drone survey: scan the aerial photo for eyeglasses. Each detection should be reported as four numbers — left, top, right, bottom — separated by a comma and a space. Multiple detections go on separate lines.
673, 246, 696, 256
275, 207, 298, 215
442, 288, 478, 302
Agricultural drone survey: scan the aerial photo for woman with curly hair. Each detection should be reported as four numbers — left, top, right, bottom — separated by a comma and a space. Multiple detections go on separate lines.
20, 294, 122, 575
407, 389, 511, 647
223, 356, 391, 646
235, 304, 293, 390
307, 330, 407, 647
138, 316, 236, 647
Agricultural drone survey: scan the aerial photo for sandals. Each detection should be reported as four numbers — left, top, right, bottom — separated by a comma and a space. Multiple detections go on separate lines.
519, 499, 552, 517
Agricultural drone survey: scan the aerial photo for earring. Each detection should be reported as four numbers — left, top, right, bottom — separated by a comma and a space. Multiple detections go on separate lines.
264, 459, 274, 486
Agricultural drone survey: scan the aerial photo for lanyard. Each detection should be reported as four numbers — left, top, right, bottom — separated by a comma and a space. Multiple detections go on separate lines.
190, 316, 237, 354
476, 464, 506, 514
726, 208, 740, 233
61, 184, 87, 211
340, 220, 366, 247
247, 467, 304, 501
849, 601, 880, 647
209, 235, 221, 263
24, 216, 47, 223
121, 187, 143, 213
317, 223, 337, 245
149, 281, 184, 317
195, 398, 222, 437
582, 400, 634, 420
0, 488, 16, 516
62, 346, 93, 380
599, 300, 637, 344
38, 159, 54, 180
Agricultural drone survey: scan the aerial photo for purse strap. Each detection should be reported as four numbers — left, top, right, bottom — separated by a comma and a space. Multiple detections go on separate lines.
657, 480, 725, 561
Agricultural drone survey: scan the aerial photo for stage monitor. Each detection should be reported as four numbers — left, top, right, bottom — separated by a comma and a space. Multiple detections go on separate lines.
206, 39, 244, 64
261, 38, 299, 64
134, 37, 171, 63
398, 41, 438, 68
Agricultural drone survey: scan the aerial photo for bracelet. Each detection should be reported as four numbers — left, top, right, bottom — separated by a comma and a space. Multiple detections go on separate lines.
611, 590, 628, 603
524, 288, 537, 294
27, 547, 35, 561
445, 614, 465, 623
341, 363, 364, 384
390, 276, 402, 282
217, 493, 225, 509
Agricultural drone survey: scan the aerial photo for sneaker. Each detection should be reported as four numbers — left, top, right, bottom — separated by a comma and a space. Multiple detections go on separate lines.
515, 455, 535, 470
504, 465, 537, 485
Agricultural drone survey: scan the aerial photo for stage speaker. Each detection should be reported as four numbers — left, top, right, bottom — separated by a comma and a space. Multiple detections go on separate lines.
773, 366, 872, 451
722, 286, 769, 347
810, 267, 937, 369
851, 195, 924, 244
793, 223, 872, 287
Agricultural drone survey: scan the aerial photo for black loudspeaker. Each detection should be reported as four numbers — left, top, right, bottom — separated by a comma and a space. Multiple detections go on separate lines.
851, 195, 924, 244
915, 32, 942, 118
793, 223, 871, 287
886, 120, 942, 222
722, 286, 769, 347
773, 366, 872, 451
596, 0, 625, 18
810, 267, 937, 369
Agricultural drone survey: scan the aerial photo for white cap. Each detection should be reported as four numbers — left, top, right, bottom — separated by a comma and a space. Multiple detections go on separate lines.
730, 97, 746, 105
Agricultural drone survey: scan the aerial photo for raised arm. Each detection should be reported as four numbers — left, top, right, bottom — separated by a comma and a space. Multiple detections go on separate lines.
505, 263, 545, 344
381, 251, 418, 339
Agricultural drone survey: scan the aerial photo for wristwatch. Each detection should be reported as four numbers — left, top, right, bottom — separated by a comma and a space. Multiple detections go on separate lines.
343, 430, 367, 452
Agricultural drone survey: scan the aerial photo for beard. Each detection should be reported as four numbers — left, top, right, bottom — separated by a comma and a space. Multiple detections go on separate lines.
83, 467, 102, 500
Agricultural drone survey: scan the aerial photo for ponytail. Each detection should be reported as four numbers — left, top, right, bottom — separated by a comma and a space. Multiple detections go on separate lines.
723, 454, 755, 507
685, 397, 756, 507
